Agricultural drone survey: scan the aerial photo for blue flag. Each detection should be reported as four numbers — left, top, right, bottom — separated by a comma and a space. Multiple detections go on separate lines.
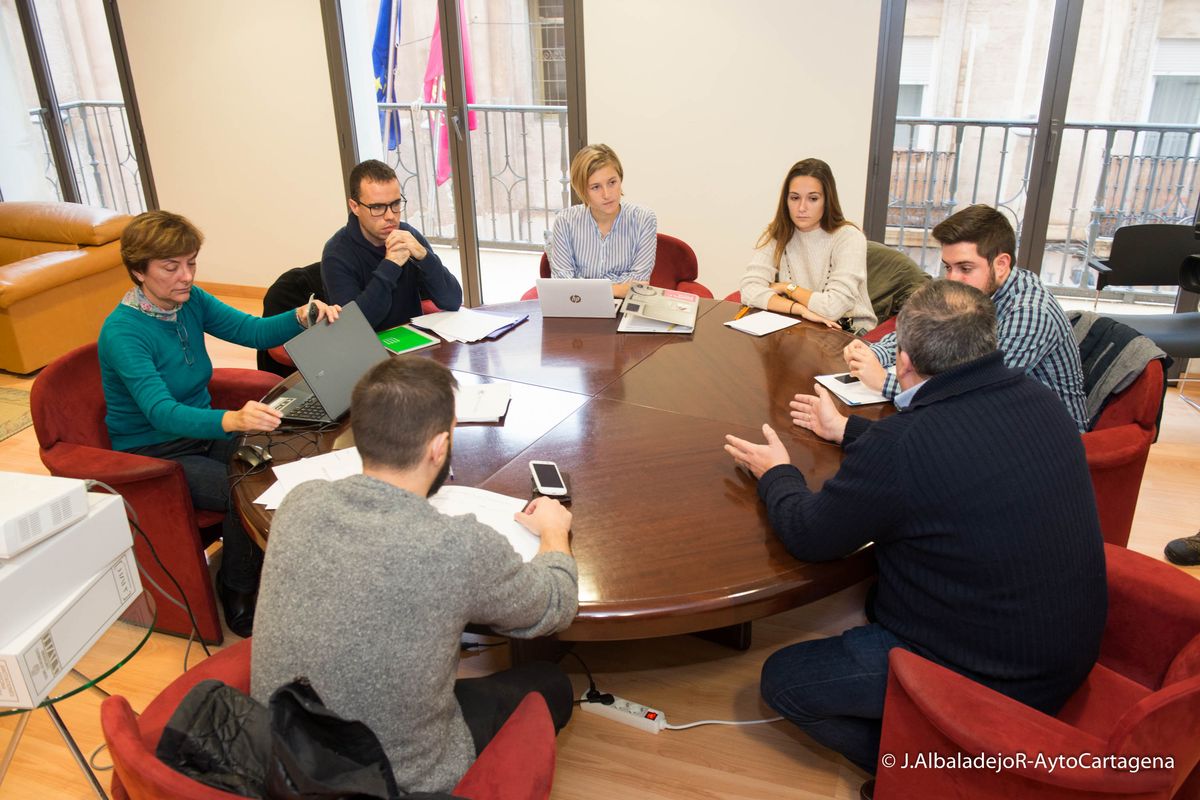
373, 0, 402, 150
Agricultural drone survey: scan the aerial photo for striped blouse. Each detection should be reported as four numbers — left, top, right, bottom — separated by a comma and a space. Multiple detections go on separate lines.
546, 203, 657, 282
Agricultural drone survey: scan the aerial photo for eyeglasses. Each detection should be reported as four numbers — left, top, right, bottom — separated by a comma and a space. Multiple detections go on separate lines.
356, 197, 406, 217
176, 322, 194, 367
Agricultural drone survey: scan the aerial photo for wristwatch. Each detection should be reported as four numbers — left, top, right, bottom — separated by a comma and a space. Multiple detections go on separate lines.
785, 283, 798, 296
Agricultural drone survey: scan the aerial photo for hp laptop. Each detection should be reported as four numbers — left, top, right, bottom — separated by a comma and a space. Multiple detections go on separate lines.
262, 302, 390, 423
536, 278, 618, 318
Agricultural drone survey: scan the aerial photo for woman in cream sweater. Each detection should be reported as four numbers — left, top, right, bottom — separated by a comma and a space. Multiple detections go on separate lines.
739, 158, 876, 334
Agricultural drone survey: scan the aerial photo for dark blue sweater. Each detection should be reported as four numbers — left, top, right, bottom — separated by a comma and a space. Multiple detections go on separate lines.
758, 351, 1107, 713
320, 214, 462, 331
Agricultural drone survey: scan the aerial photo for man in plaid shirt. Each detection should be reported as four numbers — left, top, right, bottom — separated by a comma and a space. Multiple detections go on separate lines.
844, 205, 1088, 432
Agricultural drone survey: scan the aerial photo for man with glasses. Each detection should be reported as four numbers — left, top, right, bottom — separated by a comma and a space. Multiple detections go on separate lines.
322, 159, 462, 331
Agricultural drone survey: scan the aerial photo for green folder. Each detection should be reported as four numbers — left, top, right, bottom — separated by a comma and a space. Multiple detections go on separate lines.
377, 324, 439, 354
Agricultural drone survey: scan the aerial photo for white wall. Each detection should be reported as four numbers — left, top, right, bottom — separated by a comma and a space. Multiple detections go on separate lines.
583, 0, 881, 299
117, 0, 346, 286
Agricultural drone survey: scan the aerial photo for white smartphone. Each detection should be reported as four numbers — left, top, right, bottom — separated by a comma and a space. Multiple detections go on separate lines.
529, 460, 568, 496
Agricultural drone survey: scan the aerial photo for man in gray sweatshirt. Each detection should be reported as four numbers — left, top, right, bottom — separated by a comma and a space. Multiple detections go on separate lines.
251, 356, 578, 794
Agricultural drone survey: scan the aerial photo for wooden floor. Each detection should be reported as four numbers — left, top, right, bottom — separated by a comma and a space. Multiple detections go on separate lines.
2, 295, 1197, 799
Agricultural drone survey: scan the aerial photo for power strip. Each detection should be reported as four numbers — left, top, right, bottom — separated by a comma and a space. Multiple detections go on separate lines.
579, 691, 666, 733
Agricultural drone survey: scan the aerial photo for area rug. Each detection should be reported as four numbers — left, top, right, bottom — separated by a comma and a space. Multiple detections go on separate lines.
0, 387, 33, 442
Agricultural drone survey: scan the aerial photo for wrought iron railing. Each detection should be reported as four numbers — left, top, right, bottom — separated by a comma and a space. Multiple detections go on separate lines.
29, 100, 145, 215
888, 117, 1199, 297
377, 101, 569, 250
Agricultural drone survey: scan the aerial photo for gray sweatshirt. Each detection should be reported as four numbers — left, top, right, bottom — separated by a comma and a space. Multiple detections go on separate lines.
250, 474, 578, 793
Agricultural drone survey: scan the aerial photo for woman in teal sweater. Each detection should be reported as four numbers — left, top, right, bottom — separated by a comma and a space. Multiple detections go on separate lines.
98, 210, 339, 637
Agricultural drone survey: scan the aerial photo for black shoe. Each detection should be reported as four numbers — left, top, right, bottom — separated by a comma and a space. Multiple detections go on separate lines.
860, 779, 875, 800
1165, 532, 1200, 566
217, 582, 257, 638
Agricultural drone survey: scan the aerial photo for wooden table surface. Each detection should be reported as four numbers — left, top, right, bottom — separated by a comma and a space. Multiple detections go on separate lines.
234, 298, 887, 641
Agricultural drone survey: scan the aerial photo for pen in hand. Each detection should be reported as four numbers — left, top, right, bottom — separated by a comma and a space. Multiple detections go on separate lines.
733, 305, 751, 320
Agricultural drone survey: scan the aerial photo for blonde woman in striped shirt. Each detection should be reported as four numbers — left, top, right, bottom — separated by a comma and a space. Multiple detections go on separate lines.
547, 144, 657, 299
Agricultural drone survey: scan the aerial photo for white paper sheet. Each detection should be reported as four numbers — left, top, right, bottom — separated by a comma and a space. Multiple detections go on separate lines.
428, 485, 541, 562
254, 447, 363, 509
814, 372, 892, 406
723, 311, 802, 336
455, 382, 512, 423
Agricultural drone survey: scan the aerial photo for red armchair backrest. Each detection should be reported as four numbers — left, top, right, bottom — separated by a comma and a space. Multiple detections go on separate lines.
1091, 357, 1165, 434
1099, 543, 1200, 690
30, 342, 112, 452
538, 233, 700, 288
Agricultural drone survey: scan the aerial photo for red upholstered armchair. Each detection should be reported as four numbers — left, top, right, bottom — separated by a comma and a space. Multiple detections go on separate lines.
521, 233, 714, 300
30, 343, 281, 644
875, 543, 1200, 800
1082, 358, 1165, 548
101, 638, 558, 799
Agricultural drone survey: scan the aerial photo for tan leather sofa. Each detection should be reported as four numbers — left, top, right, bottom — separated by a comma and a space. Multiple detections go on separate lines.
0, 201, 132, 374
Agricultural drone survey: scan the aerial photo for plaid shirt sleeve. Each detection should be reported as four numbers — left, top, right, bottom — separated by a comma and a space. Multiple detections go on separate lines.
868, 333, 900, 398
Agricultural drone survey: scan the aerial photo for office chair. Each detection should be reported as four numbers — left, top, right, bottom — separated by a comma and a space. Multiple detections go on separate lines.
258, 262, 324, 377
101, 639, 558, 799
874, 543, 1200, 799
521, 233, 714, 299
31, 343, 281, 643
1087, 225, 1200, 405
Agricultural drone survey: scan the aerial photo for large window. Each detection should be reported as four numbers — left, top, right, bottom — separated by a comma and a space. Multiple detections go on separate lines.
330, 0, 580, 305
871, 0, 1200, 301
0, 0, 149, 212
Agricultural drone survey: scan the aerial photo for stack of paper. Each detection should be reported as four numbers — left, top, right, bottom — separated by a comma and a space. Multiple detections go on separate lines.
428, 486, 540, 562
409, 309, 527, 343
455, 382, 512, 423
254, 447, 362, 509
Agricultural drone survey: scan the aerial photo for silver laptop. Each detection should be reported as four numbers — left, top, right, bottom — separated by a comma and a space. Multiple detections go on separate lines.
262, 302, 390, 423
536, 278, 617, 318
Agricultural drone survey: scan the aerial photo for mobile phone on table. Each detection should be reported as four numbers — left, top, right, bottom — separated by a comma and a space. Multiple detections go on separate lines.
836, 373, 860, 384
529, 460, 568, 496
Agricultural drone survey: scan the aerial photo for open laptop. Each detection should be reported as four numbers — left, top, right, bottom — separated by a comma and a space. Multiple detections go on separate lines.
262, 302, 390, 423
536, 278, 617, 318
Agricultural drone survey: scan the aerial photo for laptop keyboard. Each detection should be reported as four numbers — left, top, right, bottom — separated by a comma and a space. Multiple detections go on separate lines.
270, 394, 328, 421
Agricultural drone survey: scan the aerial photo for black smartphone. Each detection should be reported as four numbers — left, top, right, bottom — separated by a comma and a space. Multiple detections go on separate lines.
836, 373, 860, 384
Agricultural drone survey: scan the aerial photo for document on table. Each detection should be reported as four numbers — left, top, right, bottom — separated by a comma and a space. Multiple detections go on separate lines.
814, 371, 893, 406
428, 485, 540, 562
723, 310, 801, 336
409, 308, 527, 343
617, 313, 693, 334
254, 446, 362, 509
455, 382, 512, 423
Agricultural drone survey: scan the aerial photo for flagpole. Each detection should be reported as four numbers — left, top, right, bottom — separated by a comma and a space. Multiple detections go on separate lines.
383, 0, 398, 156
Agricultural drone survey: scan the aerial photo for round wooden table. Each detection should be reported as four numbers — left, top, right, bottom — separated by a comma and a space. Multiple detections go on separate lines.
234, 299, 891, 643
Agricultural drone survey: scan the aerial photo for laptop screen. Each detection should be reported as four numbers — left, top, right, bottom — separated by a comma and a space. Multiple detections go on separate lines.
283, 302, 390, 419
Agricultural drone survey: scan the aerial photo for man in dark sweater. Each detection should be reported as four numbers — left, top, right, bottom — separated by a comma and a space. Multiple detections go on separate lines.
724, 280, 1106, 782
322, 159, 462, 331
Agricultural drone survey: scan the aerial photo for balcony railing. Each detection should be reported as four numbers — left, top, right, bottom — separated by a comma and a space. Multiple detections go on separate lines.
378, 101, 569, 251
29, 100, 145, 215
888, 117, 1199, 298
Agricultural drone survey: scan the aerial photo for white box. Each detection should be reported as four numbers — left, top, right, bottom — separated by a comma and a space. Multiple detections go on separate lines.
0, 493, 133, 642
0, 548, 142, 709
0, 473, 88, 558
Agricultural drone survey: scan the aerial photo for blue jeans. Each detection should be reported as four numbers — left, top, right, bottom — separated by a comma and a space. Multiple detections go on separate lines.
128, 436, 262, 593
760, 623, 913, 774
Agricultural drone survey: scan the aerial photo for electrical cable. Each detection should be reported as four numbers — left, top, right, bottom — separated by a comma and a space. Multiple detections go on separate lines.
561, 650, 613, 705
85, 479, 212, 660
663, 716, 783, 730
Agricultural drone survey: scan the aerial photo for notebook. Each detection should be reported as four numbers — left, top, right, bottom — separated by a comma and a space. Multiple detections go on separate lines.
262, 302, 390, 423
536, 278, 617, 318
